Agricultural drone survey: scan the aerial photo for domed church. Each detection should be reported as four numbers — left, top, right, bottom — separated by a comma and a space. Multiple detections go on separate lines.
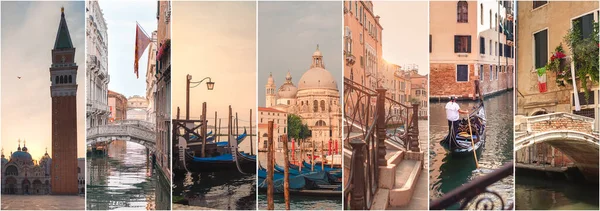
264, 45, 342, 147
1, 140, 52, 195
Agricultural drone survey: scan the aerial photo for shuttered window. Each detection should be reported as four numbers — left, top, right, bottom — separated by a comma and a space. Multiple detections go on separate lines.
533, 1, 547, 9
534, 29, 548, 68
499, 43, 503, 56
454, 35, 471, 53
574, 13, 594, 40
480, 37, 485, 54
457, 65, 469, 82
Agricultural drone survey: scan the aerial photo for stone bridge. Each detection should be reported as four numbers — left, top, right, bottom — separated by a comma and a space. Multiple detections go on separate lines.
87, 120, 156, 151
515, 112, 599, 182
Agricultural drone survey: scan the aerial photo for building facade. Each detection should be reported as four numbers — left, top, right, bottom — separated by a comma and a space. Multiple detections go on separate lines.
85, 0, 110, 128
127, 95, 149, 120
261, 47, 342, 151
430, 0, 514, 99
155, 0, 172, 182
516, 1, 599, 128
257, 107, 288, 150
50, 8, 79, 195
344, 1, 383, 91
515, 1, 599, 167
1, 142, 51, 195
108, 90, 127, 122
146, 31, 158, 124
1, 142, 84, 195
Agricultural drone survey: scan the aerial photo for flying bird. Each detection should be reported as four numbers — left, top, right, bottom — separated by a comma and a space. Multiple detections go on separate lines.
17, 76, 21, 79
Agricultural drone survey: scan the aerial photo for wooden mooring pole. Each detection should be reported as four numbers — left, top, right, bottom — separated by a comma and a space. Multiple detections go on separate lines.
201, 102, 207, 157
321, 140, 324, 170
298, 139, 302, 172
250, 109, 254, 155
282, 135, 290, 210
267, 121, 275, 210
311, 138, 315, 171
218, 118, 221, 142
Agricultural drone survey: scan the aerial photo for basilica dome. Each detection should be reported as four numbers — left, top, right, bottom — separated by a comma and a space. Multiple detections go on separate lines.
11, 151, 33, 164
277, 71, 298, 98
298, 46, 338, 91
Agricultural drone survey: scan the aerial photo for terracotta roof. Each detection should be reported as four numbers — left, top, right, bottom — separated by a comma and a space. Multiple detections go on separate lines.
258, 107, 286, 113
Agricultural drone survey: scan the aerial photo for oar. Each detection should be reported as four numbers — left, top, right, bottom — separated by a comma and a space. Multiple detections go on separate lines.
467, 115, 479, 168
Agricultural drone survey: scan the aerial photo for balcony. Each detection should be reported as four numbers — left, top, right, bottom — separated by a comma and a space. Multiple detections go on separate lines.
345, 52, 356, 66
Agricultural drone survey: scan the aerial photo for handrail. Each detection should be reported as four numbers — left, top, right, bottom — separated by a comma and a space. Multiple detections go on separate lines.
430, 162, 514, 210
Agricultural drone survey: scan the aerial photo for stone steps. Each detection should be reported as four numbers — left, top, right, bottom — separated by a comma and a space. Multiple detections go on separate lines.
389, 159, 422, 207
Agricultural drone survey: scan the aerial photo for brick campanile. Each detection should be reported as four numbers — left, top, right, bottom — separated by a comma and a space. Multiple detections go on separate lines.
50, 7, 78, 195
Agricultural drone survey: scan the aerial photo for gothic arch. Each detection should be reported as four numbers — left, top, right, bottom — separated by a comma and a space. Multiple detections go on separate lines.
315, 120, 327, 127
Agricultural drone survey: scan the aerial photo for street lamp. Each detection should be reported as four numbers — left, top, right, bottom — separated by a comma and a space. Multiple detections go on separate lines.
186, 74, 215, 120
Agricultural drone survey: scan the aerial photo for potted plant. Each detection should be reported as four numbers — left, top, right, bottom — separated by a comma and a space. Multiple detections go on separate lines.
545, 44, 570, 86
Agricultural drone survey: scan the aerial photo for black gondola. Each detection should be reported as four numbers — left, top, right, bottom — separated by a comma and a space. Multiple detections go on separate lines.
440, 80, 487, 155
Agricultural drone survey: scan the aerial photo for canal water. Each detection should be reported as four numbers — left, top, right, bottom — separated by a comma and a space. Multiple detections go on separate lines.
429, 91, 514, 209
87, 140, 171, 210
515, 175, 599, 210
172, 138, 256, 210
257, 151, 343, 210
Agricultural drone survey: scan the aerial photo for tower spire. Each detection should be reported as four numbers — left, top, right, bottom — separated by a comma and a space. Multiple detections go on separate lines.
54, 6, 73, 49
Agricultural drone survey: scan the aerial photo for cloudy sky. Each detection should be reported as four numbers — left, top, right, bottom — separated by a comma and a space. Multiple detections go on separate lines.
99, 0, 156, 98
172, 1, 256, 127
258, 1, 342, 106
1, 1, 85, 158
374, 1, 429, 75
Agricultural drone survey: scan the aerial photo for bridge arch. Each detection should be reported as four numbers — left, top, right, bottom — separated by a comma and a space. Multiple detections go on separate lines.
87, 120, 156, 151
515, 130, 599, 182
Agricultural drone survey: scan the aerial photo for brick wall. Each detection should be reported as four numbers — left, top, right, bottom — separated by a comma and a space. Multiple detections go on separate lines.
530, 117, 593, 134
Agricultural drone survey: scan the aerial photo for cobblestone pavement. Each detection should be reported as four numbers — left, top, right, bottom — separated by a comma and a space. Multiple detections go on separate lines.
1, 195, 84, 210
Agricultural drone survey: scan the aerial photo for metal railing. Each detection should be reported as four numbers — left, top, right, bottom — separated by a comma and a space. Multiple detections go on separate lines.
343, 77, 419, 210
430, 162, 514, 210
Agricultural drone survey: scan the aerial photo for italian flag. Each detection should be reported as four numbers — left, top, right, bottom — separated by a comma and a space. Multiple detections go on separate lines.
538, 73, 547, 93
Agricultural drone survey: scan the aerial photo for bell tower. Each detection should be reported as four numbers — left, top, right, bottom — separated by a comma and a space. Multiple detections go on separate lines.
50, 7, 78, 195
266, 72, 276, 107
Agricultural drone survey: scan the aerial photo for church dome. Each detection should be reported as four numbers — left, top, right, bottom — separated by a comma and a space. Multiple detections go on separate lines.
277, 71, 298, 98
298, 45, 338, 91
298, 67, 338, 91
11, 151, 33, 163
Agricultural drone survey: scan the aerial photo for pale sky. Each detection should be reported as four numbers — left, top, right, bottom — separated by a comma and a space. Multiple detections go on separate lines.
172, 1, 256, 127
99, 0, 156, 98
258, 1, 342, 106
1, 1, 85, 158
374, 1, 429, 75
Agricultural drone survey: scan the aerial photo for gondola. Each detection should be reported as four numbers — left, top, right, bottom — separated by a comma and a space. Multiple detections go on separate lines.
184, 131, 256, 173
257, 168, 341, 196
440, 81, 487, 155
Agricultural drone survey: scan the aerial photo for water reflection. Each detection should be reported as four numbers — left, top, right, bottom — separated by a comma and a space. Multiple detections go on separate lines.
87, 140, 171, 210
516, 172, 599, 209
429, 91, 514, 209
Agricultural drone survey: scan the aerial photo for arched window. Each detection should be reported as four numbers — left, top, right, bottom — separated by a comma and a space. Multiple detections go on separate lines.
457, 1, 468, 23
495, 13, 498, 31
60, 76, 64, 84
489, 10, 492, 28
320, 100, 326, 112
69, 75, 73, 83
480, 4, 483, 25
55, 76, 59, 84
5, 165, 18, 176
315, 120, 327, 127
313, 100, 318, 112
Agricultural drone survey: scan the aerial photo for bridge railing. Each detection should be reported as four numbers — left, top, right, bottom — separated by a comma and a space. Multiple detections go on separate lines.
112, 119, 155, 132
430, 162, 514, 210
87, 124, 156, 144
343, 77, 419, 210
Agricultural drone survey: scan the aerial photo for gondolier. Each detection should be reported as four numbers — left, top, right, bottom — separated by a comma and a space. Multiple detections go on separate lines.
446, 96, 468, 135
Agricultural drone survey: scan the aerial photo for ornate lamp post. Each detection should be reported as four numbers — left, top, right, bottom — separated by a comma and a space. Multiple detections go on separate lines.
186, 74, 215, 120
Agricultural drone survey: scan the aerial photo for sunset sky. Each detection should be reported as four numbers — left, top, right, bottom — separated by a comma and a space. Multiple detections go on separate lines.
1, 1, 85, 159
374, 1, 429, 75
172, 1, 256, 127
